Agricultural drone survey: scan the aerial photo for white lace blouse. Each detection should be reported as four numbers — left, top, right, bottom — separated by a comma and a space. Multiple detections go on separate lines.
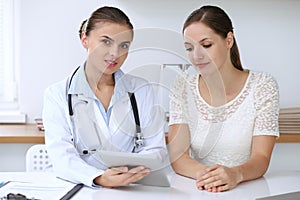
169, 70, 280, 167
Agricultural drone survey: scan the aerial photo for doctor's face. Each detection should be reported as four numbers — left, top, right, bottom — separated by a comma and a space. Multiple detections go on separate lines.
82, 22, 133, 75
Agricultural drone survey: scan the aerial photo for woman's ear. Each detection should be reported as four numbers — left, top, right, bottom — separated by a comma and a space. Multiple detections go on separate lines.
226, 32, 234, 49
81, 32, 88, 49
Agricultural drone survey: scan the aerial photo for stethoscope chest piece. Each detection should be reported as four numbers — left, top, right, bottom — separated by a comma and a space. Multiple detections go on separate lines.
134, 132, 144, 148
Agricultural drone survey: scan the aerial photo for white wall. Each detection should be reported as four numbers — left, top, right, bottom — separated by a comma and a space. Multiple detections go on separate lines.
0, 144, 33, 172
269, 143, 300, 172
15, 0, 300, 122
0, 142, 299, 172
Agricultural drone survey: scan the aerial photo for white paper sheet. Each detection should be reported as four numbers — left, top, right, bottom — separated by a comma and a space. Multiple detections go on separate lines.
0, 181, 76, 200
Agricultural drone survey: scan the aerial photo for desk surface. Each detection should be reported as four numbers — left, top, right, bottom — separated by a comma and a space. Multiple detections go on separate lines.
0, 171, 299, 200
0, 124, 44, 143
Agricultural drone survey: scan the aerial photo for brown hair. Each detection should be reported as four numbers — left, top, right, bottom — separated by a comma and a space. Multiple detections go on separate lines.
183, 5, 243, 71
79, 19, 87, 39
79, 6, 133, 38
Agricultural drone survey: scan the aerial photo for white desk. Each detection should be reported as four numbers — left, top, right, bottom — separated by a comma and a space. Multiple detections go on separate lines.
1, 171, 300, 200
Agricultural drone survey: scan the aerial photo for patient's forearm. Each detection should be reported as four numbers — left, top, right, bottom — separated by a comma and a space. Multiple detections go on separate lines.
171, 155, 207, 179
233, 155, 270, 183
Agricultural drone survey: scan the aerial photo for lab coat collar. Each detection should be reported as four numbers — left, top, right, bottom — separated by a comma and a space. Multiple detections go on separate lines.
67, 63, 94, 98
67, 62, 135, 106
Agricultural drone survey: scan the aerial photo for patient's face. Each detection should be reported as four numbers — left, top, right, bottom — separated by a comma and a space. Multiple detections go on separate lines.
183, 21, 230, 75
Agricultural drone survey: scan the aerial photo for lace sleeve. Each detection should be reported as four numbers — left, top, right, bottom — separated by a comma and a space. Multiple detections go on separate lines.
169, 73, 189, 125
253, 72, 280, 137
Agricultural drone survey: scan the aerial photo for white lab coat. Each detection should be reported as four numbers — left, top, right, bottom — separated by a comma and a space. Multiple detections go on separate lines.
42, 65, 167, 187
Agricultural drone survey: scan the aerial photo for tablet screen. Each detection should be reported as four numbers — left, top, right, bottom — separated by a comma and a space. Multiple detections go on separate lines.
97, 150, 171, 187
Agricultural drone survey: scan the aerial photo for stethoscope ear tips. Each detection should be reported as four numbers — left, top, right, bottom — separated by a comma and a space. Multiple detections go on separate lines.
81, 149, 96, 155
82, 150, 89, 154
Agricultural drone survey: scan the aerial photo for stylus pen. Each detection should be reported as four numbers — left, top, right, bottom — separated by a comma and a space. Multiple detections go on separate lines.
60, 183, 84, 200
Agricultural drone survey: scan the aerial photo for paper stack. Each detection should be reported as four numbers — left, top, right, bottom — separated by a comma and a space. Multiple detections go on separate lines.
34, 118, 45, 131
279, 107, 300, 134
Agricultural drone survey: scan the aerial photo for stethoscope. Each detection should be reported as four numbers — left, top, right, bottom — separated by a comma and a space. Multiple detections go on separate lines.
67, 66, 145, 154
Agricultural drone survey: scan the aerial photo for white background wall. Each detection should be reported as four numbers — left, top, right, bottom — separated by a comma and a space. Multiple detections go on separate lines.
1, 0, 300, 172
15, 0, 300, 122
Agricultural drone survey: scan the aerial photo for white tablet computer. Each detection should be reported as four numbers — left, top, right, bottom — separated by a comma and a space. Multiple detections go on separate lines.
97, 150, 171, 187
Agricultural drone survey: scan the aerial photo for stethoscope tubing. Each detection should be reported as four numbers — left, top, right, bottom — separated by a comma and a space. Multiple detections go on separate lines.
67, 66, 145, 154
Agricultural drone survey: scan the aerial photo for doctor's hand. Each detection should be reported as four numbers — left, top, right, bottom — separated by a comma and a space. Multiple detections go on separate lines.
93, 166, 150, 187
196, 164, 242, 192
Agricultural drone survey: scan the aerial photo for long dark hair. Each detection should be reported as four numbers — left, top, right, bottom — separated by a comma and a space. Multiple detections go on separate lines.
183, 5, 243, 71
79, 6, 133, 38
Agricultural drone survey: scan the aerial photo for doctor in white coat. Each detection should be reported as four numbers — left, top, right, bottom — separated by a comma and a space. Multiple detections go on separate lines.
42, 6, 167, 188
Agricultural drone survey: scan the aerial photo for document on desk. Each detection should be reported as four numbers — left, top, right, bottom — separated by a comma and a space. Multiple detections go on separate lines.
0, 181, 83, 200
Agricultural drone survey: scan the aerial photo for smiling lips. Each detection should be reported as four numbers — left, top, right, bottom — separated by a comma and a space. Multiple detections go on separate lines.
105, 60, 118, 68
195, 62, 209, 69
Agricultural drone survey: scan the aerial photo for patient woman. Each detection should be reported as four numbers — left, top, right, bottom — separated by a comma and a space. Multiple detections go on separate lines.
168, 5, 279, 192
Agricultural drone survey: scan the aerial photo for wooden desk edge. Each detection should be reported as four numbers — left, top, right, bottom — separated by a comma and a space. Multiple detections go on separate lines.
0, 124, 45, 144
276, 134, 300, 143
1, 124, 300, 143
0, 136, 45, 144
